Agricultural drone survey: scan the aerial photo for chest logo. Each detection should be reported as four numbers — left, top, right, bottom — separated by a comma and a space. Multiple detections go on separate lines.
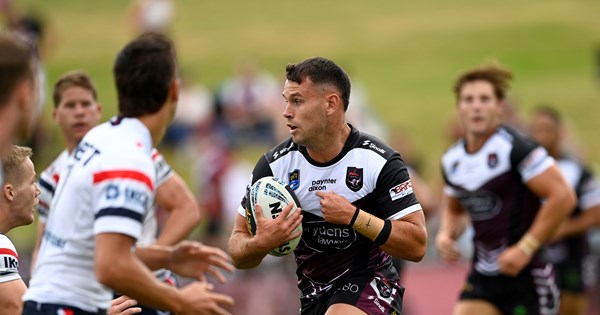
346, 167, 363, 192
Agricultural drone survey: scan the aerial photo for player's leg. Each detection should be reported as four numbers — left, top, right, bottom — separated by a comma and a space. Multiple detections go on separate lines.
453, 300, 502, 315
325, 303, 368, 315
559, 292, 587, 315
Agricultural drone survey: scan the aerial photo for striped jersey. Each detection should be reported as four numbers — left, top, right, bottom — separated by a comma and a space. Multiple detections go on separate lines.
0, 234, 20, 283
25, 117, 156, 312
237, 125, 422, 300
441, 125, 554, 275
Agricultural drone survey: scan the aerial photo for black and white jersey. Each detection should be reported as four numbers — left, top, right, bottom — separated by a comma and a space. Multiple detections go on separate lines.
546, 156, 600, 264
237, 125, 421, 299
441, 125, 554, 275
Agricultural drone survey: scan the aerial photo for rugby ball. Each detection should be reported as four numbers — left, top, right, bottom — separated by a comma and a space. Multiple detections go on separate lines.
245, 176, 302, 256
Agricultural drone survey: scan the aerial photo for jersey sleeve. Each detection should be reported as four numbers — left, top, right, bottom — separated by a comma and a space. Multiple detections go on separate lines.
578, 168, 600, 211
37, 169, 58, 224
237, 154, 273, 216
510, 137, 554, 182
0, 235, 21, 283
374, 156, 422, 220
92, 154, 155, 241
152, 148, 173, 188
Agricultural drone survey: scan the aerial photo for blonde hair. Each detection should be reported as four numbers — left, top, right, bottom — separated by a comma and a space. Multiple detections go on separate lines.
2, 145, 32, 185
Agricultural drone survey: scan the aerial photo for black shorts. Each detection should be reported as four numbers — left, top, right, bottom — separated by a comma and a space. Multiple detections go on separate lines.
459, 263, 560, 315
300, 267, 404, 315
23, 301, 107, 315
554, 255, 587, 293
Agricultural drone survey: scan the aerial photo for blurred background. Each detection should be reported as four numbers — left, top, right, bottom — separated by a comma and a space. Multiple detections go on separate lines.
4, 0, 600, 314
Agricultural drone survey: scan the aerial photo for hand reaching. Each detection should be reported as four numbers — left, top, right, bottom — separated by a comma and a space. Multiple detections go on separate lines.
109, 296, 141, 315
168, 240, 235, 283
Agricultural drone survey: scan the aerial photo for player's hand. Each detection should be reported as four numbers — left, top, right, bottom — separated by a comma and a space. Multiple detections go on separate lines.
168, 240, 234, 283
498, 245, 532, 276
177, 281, 234, 315
435, 232, 461, 264
315, 191, 354, 225
109, 295, 141, 315
253, 203, 302, 251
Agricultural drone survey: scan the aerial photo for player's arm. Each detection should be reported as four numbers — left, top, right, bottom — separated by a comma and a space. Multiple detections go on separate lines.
154, 172, 201, 246
552, 204, 600, 240
382, 210, 427, 262
0, 279, 27, 315
96, 233, 233, 313
498, 164, 576, 276
229, 202, 302, 269
435, 194, 469, 263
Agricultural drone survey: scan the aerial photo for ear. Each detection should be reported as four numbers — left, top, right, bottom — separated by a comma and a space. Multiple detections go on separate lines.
3, 184, 14, 202
169, 78, 180, 103
325, 93, 342, 115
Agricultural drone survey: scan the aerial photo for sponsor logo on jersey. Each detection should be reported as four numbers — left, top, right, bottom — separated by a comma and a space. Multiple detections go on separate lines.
303, 221, 356, 252
451, 161, 460, 174
308, 178, 337, 192
488, 153, 498, 168
389, 180, 413, 201
362, 140, 386, 154
273, 142, 294, 160
346, 167, 363, 192
458, 191, 502, 221
289, 169, 300, 190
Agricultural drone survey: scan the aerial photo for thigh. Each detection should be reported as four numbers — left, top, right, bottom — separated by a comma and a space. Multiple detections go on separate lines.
325, 303, 368, 315
454, 300, 502, 315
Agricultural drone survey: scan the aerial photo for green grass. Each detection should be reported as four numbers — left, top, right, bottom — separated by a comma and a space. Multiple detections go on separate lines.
9, 0, 600, 246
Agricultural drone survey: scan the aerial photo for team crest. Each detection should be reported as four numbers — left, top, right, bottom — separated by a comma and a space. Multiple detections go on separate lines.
289, 169, 300, 190
488, 153, 498, 168
346, 167, 363, 192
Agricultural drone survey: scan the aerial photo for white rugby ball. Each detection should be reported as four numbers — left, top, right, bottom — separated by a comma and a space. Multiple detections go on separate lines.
245, 176, 302, 257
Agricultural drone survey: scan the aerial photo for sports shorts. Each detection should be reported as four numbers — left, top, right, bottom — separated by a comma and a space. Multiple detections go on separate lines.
23, 301, 107, 315
459, 263, 560, 315
300, 267, 404, 315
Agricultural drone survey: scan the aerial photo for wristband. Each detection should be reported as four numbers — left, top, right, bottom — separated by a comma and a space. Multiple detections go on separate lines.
374, 220, 392, 246
348, 207, 360, 227
517, 233, 540, 257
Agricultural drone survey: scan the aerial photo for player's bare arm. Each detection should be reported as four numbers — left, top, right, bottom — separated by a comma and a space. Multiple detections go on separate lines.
96, 233, 234, 314
551, 204, 600, 241
228, 203, 302, 269
154, 173, 201, 246
436, 195, 469, 264
0, 278, 27, 315
498, 164, 576, 276
317, 190, 427, 262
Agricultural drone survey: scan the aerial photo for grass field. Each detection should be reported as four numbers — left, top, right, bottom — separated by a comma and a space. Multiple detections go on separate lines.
10, 0, 600, 246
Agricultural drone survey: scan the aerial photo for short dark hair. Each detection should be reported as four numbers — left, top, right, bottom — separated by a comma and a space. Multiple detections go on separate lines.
0, 31, 35, 106
53, 70, 98, 108
113, 33, 178, 117
454, 64, 513, 101
285, 57, 351, 111
532, 104, 562, 126
1, 145, 32, 185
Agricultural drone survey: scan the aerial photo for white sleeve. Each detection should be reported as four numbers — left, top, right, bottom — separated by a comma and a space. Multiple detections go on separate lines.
518, 147, 554, 183
152, 149, 173, 188
0, 235, 21, 283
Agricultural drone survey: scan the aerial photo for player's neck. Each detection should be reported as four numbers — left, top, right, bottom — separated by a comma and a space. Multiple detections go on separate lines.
306, 123, 350, 163
0, 213, 12, 234
465, 126, 496, 153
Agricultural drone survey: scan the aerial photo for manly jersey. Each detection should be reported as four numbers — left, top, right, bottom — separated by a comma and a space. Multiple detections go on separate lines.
25, 117, 156, 312
545, 156, 600, 264
0, 234, 20, 283
37, 150, 69, 223
237, 125, 421, 300
441, 125, 554, 276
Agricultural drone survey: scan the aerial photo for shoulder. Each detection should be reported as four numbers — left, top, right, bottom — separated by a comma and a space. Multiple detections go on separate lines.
350, 129, 397, 160
264, 138, 300, 164
0, 235, 16, 251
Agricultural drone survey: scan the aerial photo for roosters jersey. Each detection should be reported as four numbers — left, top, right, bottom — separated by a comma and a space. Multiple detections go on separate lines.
25, 117, 156, 312
237, 125, 421, 300
37, 150, 69, 223
441, 125, 554, 275
0, 234, 20, 283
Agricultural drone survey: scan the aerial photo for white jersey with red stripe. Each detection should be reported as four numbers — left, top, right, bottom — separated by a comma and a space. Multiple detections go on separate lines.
37, 150, 69, 224
0, 234, 20, 283
25, 117, 156, 312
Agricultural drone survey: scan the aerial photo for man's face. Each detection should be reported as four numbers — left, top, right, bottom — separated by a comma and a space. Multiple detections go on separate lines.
53, 86, 102, 145
281, 78, 329, 147
11, 157, 39, 226
530, 113, 560, 152
457, 80, 503, 137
